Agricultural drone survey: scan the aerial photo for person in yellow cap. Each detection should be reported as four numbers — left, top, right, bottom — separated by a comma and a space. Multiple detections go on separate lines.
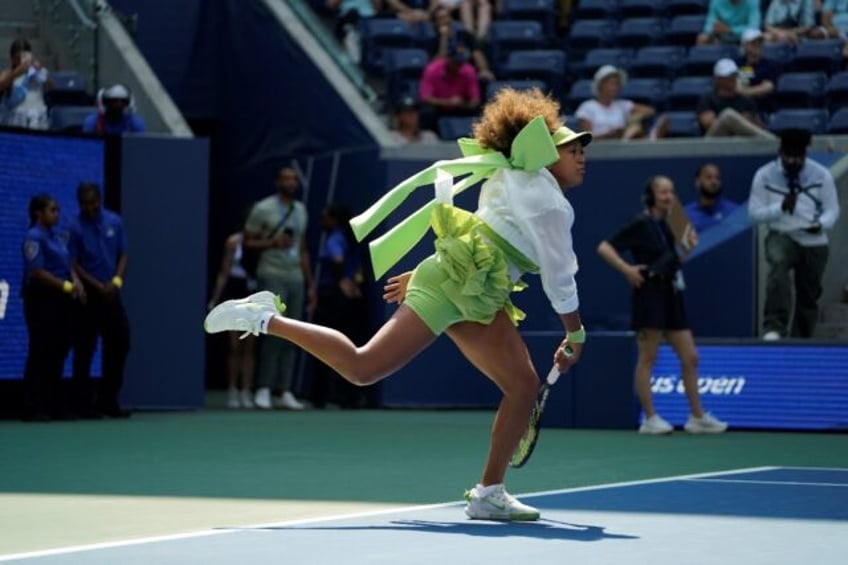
205, 88, 592, 521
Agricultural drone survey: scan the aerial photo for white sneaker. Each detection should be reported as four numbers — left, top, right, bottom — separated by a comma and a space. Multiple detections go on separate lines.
239, 389, 253, 409
204, 291, 286, 339
684, 412, 728, 434
763, 331, 781, 341
254, 387, 272, 410
278, 391, 305, 411
464, 484, 539, 521
639, 414, 674, 435
227, 387, 240, 409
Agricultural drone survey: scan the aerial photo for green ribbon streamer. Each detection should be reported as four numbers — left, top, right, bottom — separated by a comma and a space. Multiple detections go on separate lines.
351, 116, 560, 279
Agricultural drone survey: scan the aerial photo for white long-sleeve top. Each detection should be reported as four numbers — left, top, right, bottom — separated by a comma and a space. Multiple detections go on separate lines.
748, 157, 840, 247
476, 167, 579, 314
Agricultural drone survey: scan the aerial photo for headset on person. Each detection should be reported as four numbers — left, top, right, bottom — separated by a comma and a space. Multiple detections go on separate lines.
95, 84, 135, 115
642, 176, 657, 208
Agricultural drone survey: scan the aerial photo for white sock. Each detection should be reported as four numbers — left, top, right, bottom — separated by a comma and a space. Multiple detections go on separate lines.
476, 483, 503, 497
258, 311, 274, 334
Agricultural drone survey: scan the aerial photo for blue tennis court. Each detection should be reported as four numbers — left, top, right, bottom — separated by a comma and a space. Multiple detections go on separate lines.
3, 466, 845, 564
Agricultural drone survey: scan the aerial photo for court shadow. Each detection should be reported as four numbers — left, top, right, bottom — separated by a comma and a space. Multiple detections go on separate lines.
239, 519, 638, 542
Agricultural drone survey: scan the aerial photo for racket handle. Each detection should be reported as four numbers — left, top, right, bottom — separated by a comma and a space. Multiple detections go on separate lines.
545, 364, 561, 386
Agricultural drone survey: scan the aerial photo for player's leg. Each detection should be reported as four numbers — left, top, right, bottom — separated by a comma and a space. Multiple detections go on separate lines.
665, 329, 727, 433
446, 311, 541, 520
635, 329, 674, 434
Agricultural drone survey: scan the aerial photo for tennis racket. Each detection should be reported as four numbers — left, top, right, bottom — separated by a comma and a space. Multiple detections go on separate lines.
509, 349, 570, 469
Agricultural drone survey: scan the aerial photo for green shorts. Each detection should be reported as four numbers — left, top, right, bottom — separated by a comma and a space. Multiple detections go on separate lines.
403, 205, 525, 335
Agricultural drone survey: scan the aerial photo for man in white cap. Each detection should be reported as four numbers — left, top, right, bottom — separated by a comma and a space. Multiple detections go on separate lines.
696, 58, 775, 138
82, 84, 145, 135
736, 28, 779, 113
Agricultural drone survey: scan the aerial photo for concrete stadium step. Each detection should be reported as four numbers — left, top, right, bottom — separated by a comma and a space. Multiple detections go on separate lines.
0, 0, 37, 22
814, 322, 848, 340
820, 303, 848, 325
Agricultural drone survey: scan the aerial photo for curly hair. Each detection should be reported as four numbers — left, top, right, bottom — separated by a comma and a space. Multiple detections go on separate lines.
472, 88, 563, 157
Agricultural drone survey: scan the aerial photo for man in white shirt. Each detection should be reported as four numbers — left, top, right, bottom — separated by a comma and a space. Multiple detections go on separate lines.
748, 128, 841, 339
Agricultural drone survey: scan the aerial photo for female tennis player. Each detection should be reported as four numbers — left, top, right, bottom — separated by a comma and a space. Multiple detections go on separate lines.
206, 88, 591, 521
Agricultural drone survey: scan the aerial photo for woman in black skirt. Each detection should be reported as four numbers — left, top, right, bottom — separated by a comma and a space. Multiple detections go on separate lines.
597, 175, 727, 435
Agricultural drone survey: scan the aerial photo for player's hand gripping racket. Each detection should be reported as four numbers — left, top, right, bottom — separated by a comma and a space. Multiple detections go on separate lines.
509, 347, 571, 468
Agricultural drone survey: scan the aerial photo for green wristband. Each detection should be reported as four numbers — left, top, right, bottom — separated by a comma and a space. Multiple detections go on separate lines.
568, 325, 586, 344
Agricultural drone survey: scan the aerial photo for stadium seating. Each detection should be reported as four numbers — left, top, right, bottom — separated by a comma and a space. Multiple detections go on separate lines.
790, 39, 845, 75
501, 50, 567, 91
682, 44, 737, 76
667, 76, 713, 110
566, 19, 619, 55
615, 17, 665, 48
360, 19, 415, 73
621, 78, 669, 109
825, 71, 848, 112
827, 107, 848, 134
578, 47, 634, 78
663, 15, 706, 46
768, 109, 829, 134
44, 71, 89, 107
384, 48, 429, 106
573, 0, 620, 21
628, 45, 686, 79
500, 0, 557, 40
619, 0, 663, 18
487, 20, 546, 69
437, 115, 477, 140
485, 79, 549, 101
775, 72, 828, 109
762, 42, 795, 67
49, 105, 95, 132
664, 0, 709, 17
565, 79, 594, 112
662, 111, 702, 137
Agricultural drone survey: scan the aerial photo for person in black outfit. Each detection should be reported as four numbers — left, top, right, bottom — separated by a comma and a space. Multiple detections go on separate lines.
69, 182, 131, 418
21, 194, 85, 421
597, 176, 728, 435
309, 203, 377, 409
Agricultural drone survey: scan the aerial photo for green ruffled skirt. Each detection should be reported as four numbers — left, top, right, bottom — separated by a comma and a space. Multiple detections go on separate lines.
404, 204, 526, 334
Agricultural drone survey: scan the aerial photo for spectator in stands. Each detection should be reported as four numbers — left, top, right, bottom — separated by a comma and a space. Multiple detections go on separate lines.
698, 0, 762, 44
419, 40, 481, 131
748, 128, 841, 340
736, 28, 779, 114
21, 194, 85, 421
597, 176, 728, 435
325, 0, 382, 65
697, 58, 775, 138
822, 0, 848, 37
432, 4, 495, 82
575, 65, 657, 141
389, 95, 440, 144
763, 0, 823, 43
244, 166, 315, 410
1, 38, 51, 130
82, 84, 145, 135
429, 0, 492, 42
69, 182, 132, 419
384, 0, 430, 23
208, 226, 257, 409
684, 163, 740, 232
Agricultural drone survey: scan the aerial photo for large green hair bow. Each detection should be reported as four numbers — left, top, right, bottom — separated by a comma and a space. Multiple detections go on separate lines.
351, 116, 574, 279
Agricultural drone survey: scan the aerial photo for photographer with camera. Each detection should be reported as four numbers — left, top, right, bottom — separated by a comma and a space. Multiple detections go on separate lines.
1, 38, 51, 130
243, 167, 315, 410
597, 175, 728, 435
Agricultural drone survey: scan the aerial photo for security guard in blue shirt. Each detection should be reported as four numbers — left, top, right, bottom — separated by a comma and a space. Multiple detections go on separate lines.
68, 182, 131, 418
21, 194, 85, 421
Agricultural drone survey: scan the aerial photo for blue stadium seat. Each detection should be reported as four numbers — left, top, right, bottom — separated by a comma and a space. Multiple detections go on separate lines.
664, 0, 708, 17
565, 79, 594, 112
573, 0, 620, 20
437, 116, 477, 140
487, 20, 546, 69
615, 17, 665, 48
628, 46, 686, 79
619, 0, 664, 18
621, 78, 669, 109
827, 107, 848, 133
790, 39, 845, 75
502, 50, 567, 91
562, 114, 581, 130
762, 42, 795, 66
578, 47, 635, 78
662, 111, 702, 137
360, 19, 415, 72
500, 0, 557, 39
682, 44, 737, 76
567, 19, 619, 56
485, 79, 549, 101
49, 105, 95, 132
775, 72, 827, 108
826, 71, 848, 111
664, 15, 706, 46
768, 109, 829, 134
44, 71, 89, 106
667, 76, 713, 110
412, 21, 470, 53
384, 48, 430, 105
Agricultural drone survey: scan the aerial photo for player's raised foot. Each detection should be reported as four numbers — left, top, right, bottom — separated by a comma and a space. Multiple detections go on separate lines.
639, 414, 674, 435
204, 291, 286, 339
464, 484, 540, 521
684, 412, 728, 434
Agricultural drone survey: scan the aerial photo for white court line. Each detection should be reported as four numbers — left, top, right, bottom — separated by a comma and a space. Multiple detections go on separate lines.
684, 478, 848, 488
0, 466, 779, 562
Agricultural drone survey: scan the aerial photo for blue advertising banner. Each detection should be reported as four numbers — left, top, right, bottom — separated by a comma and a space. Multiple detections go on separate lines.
0, 130, 104, 380
651, 344, 848, 431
